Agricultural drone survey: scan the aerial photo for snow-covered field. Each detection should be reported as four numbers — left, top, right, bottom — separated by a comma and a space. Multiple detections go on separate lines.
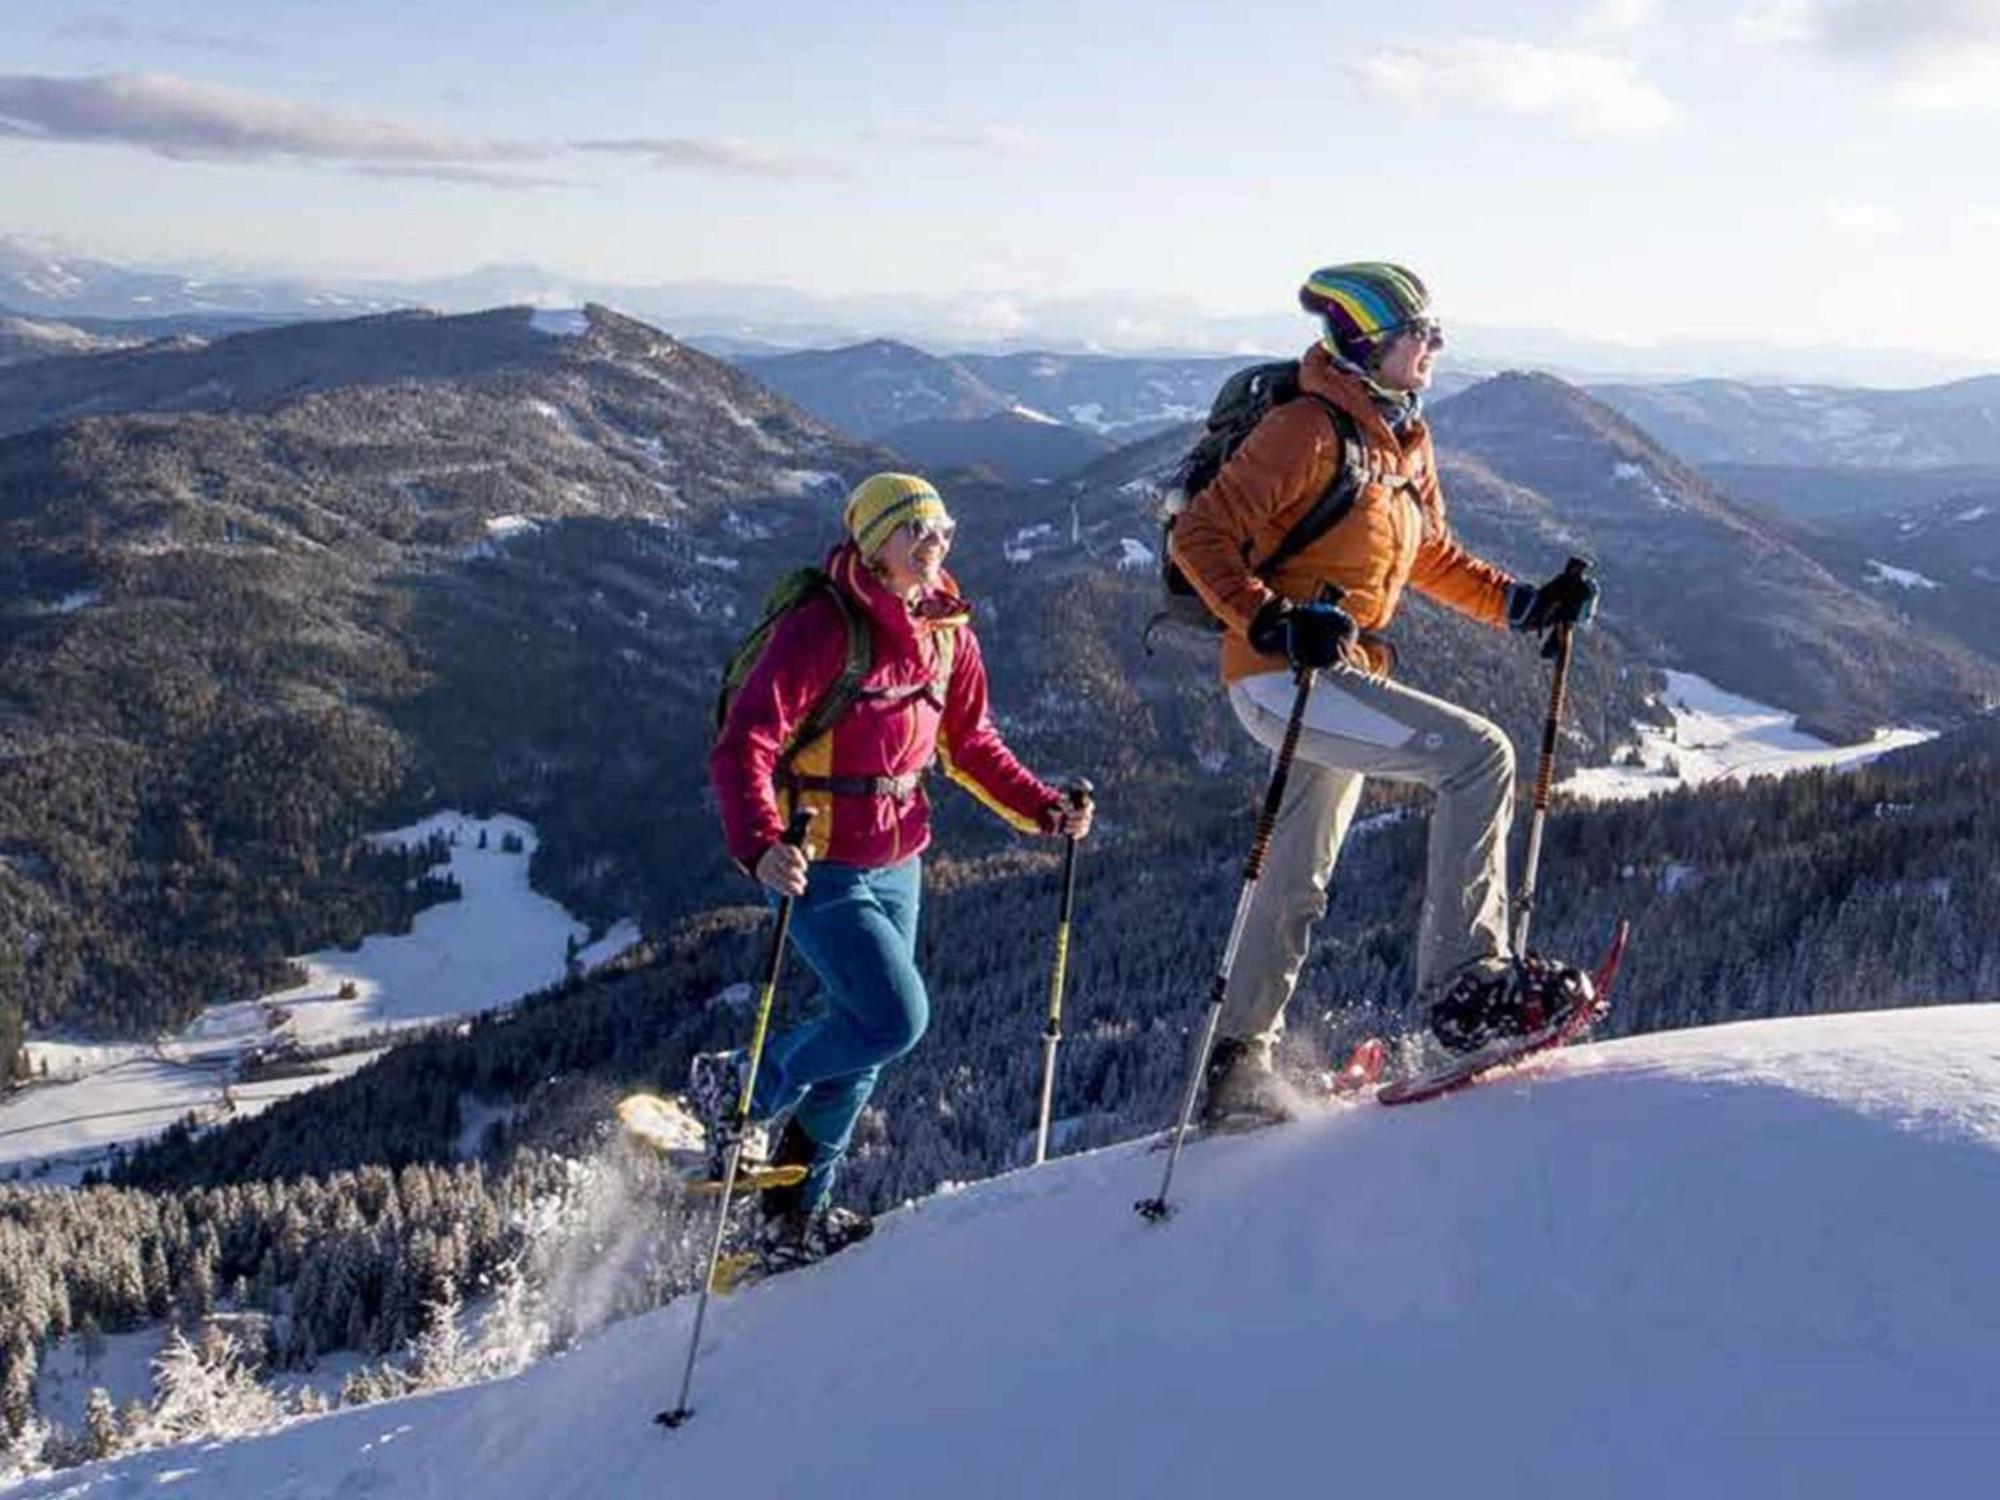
13, 1004, 1998, 1498
1563, 669, 1935, 801
2, 813, 637, 1184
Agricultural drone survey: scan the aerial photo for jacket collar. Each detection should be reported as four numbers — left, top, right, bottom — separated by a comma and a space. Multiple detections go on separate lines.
1300, 345, 1429, 452
826, 542, 971, 652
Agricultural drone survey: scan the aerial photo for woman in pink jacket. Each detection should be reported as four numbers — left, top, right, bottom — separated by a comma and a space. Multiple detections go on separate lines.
703, 473, 1092, 1264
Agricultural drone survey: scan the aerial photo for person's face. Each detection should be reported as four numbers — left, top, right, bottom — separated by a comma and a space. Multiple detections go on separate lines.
1374, 319, 1445, 392
871, 515, 954, 595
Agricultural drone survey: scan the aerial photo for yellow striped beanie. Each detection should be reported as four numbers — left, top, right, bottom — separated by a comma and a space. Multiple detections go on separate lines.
844, 472, 952, 557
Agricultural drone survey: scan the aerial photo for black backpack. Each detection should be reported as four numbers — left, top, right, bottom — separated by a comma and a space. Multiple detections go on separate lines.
1152, 360, 1363, 641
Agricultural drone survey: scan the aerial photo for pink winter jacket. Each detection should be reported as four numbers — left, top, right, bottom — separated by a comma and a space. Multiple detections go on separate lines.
710, 542, 1059, 872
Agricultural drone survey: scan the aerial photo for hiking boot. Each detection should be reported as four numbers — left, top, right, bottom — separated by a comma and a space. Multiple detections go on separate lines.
1199, 1036, 1291, 1127
1424, 955, 1596, 1055
756, 1116, 819, 1221
757, 1204, 874, 1274
683, 1049, 767, 1175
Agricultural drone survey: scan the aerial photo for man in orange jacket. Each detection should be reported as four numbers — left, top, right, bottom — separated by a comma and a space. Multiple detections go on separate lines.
1170, 263, 1599, 1123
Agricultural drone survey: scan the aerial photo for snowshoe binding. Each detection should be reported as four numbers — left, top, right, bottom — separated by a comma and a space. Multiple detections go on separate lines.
1424, 953, 1598, 1055
684, 1048, 761, 1179
711, 1205, 874, 1294
1379, 921, 1628, 1107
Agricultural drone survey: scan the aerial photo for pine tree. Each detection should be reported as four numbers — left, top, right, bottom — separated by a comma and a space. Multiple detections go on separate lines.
80, 1387, 120, 1462
141, 1328, 278, 1446
475, 1261, 542, 1378
407, 1284, 467, 1390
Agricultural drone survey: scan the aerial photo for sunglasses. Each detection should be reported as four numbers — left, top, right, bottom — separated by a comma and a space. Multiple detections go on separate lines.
1386, 318, 1445, 351
905, 516, 957, 546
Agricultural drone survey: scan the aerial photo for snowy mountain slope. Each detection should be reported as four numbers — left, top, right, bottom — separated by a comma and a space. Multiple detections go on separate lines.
1589, 374, 2000, 470
15, 1005, 1998, 1498
0, 316, 133, 369
739, 339, 1016, 436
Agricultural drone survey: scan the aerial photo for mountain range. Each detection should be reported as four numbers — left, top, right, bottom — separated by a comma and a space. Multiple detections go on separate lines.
1592, 375, 2000, 471
8, 236, 1993, 384
2, 300, 1996, 1052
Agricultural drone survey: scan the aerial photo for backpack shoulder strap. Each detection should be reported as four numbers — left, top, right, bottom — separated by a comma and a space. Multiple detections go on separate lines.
1253, 397, 1364, 581
930, 621, 958, 696
778, 577, 872, 765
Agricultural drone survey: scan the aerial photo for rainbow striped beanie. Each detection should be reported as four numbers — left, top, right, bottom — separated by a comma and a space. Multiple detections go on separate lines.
1299, 263, 1431, 368
844, 472, 951, 557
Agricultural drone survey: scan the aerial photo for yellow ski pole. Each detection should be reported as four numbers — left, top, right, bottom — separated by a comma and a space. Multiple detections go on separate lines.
659, 806, 813, 1429
1033, 780, 1093, 1166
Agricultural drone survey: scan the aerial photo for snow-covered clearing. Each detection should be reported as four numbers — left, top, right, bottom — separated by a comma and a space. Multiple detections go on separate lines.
11, 1003, 1998, 1498
1114, 537, 1153, 571
1563, 669, 1934, 802
2, 814, 638, 1184
768, 469, 843, 499
1864, 558, 1941, 590
246, 813, 637, 1049
1008, 404, 1060, 425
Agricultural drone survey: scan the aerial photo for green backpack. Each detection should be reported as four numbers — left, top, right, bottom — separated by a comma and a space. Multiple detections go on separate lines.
714, 568, 872, 756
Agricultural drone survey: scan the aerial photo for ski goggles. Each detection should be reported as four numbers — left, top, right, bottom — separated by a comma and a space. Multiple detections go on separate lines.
1383, 318, 1445, 351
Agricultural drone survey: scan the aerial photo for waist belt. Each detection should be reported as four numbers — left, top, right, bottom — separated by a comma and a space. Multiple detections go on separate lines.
779, 770, 925, 802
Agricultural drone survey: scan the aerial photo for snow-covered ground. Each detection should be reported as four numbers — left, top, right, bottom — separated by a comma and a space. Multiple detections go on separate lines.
12, 1004, 1998, 1498
1864, 558, 1941, 590
1562, 669, 1935, 802
2, 814, 638, 1184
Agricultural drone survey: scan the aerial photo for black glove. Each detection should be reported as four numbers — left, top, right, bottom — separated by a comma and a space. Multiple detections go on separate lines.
1508, 567, 1600, 633
1247, 597, 1356, 670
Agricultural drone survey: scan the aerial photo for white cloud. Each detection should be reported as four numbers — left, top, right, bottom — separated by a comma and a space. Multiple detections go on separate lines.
1359, 40, 1681, 135
0, 73, 838, 184
0, 72, 511, 162
1734, 1, 2000, 111
1572, 0, 1661, 43
1824, 199, 1906, 240
1881, 49, 2000, 111
570, 136, 842, 178
351, 164, 576, 191
1732, 0, 1820, 46
869, 123, 1042, 154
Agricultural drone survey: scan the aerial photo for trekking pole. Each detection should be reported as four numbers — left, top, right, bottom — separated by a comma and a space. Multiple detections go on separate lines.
1512, 557, 1590, 955
1137, 665, 1319, 1222
659, 806, 813, 1430
1033, 779, 1094, 1167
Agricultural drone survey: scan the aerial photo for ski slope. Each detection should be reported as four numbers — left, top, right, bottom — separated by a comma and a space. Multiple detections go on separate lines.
11, 1004, 1999, 1498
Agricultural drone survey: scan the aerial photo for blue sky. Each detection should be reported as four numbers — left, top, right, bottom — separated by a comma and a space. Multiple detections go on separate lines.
2, 0, 1997, 364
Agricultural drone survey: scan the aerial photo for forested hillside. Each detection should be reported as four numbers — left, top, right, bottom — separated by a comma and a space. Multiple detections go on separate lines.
0, 306, 882, 1039
0, 716, 1978, 1454
114, 718, 2000, 1205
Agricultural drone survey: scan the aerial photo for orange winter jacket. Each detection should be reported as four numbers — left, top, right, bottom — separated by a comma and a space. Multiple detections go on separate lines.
1169, 346, 1516, 682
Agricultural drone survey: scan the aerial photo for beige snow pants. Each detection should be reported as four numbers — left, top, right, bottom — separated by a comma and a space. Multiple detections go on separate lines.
1219, 667, 1516, 1043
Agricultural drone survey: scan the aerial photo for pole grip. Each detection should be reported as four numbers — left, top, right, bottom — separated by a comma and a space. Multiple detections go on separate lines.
781, 808, 815, 847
